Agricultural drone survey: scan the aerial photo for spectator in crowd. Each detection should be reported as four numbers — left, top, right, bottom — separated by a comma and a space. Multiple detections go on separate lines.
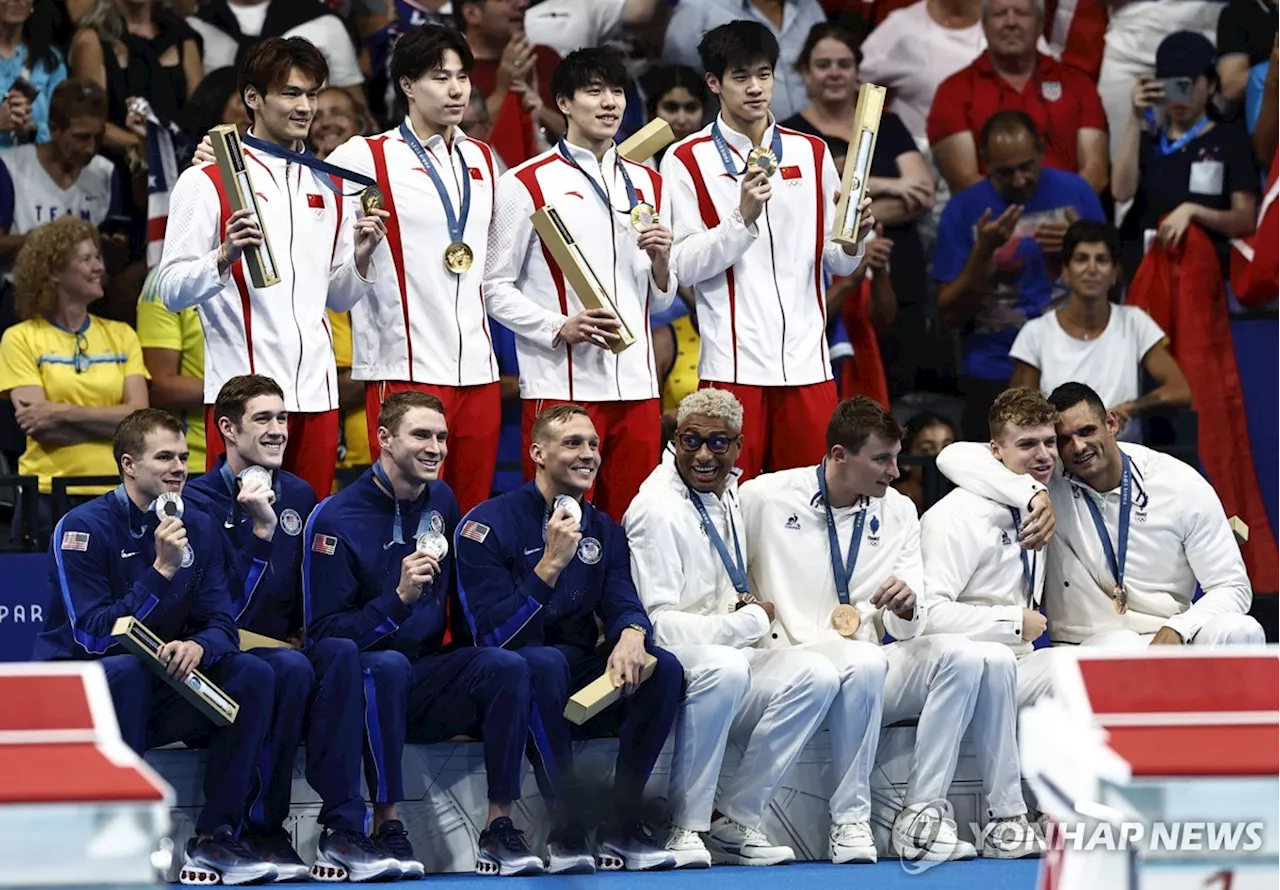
1257, 39, 1278, 164
645, 64, 706, 169
0, 79, 118, 278
933, 111, 1105, 441
1095, 0, 1221, 159
781, 22, 934, 398
661, 0, 827, 121
927, 0, 1109, 197
69, 0, 202, 154
458, 0, 565, 139
1217, 0, 1279, 106
0, 0, 67, 148
135, 268, 204, 471
310, 85, 361, 160
187, 0, 366, 110
1009, 220, 1192, 442
461, 86, 494, 145
0, 216, 148, 525
1113, 32, 1259, 266
177, 66, 249, 144
329, 309, 371, 474
858, 0, 984, 142
523, 0, 665, 59
892, 409, 957, 514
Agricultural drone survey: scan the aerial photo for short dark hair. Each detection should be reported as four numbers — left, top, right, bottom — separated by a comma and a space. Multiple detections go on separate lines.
795, 21, 861, 72
980, 109, 1043, 156
902, 411, 956, 453
531, 403, 592, 444
646, 65, 708, 116
239, 37, 329, 122
114, 409, 185, 471
989, 388, 1058, 439
1063, 219, 1122, 266
827, 396, 904, 454
214, 375, 285, 438
48, 78, 108, 130
391, 24, 475, 106
698, 20, 780, 81
550, 47, 628, 111
1047, 382, 1108, 421
379, 391, 446, 436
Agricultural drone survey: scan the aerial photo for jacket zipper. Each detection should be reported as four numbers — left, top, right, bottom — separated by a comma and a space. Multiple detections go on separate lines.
763, 203, 788, 383
603, 158, 622, 401
285, 162, 304, 409
448, 145, 464, 387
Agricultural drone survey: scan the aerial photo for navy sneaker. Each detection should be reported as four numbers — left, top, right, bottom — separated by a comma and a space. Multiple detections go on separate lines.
475, 817, 545, 876
247, 829, 311, 882
312, 828, 402, 883
181, 826, 277, 885
373, 820, 424, 879
597, 821, 678, 872
546, 822, 595, 875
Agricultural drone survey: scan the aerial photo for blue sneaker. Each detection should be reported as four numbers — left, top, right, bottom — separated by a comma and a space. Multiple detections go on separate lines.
597, 821, 677, 872
546, 822, 595, 875
312, 828, 402, 883
247, 830, 311, 882
373, 820, 424, 879
475, 817, 545, 876
181, 826, 277, 885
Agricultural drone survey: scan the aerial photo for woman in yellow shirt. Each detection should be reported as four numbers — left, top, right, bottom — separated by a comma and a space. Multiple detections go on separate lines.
0, 217, 148, 533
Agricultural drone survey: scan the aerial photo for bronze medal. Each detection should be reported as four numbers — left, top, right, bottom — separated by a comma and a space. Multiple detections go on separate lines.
361, 186, 383, 215
831, 604, 861, 638
1113, 583, 1128, 615
444, 241, 474, 273
629, 202, 656, 232
747, 146, 778, 177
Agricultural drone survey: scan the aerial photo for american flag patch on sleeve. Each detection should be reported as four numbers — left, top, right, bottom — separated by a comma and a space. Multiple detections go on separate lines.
61, 531, 90, 551
460, 520, 490, 543
311, 533, 338, 555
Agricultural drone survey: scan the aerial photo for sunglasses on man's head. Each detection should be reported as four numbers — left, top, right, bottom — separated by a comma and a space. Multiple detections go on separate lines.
678, 432, 738, 454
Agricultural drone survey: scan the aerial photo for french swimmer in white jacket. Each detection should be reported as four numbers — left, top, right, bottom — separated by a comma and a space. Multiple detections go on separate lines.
624, 388, 837, 869
935, 381, 1264, 649
738, 396, 1037, 865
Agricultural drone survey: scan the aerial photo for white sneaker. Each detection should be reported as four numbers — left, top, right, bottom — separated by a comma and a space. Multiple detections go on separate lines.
704, 817, 795, 866
982, 815, 1045, 859
892, 802, 978, 863
829, 821, 877, 864
663, 827, 712, 869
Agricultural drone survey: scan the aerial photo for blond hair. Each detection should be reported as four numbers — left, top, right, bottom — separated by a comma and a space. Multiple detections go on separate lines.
13, 217, 101, 321
676, 388, 744, 433
989, 388, 1058, 439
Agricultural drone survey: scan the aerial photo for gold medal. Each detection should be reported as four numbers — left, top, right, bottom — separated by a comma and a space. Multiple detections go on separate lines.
831, 604, 861, 638
444, 241, 474, 273
629, 201, 656, 232
361, 186, 383, 215
1113, 584, 1128, 615
747, 147, 778, 177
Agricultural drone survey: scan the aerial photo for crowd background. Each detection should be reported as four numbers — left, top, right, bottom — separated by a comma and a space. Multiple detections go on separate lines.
0, 0, 1274, 610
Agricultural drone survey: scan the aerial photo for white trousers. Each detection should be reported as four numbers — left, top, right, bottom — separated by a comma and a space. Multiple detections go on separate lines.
665, 644, 840, 832
803, 634, 1027, 824
1016, 647, 1060, 709
1082, 613, 1267, 648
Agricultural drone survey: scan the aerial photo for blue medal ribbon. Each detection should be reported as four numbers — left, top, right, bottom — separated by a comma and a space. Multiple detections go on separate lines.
556, 138, 640, 216
1007, 507, 1037, 607
399, 122, 473, 250
815, 462, 866, 605
685, 483, 748, 595
114, 484, 150, 539
1080, 452, 1133, 596
371, 461, 432, 545
1157, 115, 1210, 157
711, 120, 783, 179
241, 132, 377, 194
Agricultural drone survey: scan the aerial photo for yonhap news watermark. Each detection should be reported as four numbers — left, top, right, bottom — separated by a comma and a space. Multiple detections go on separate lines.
997, 821, 1266, 854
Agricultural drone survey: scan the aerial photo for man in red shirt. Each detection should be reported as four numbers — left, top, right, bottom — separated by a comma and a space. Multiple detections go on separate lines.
927, 0, 1108, 197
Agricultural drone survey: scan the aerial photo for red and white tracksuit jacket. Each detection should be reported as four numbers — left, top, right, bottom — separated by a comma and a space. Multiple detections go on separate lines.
326, 126, 500, 387
156, 136, 376, 412
660, 116, 863, 388
483, 141, 678, 402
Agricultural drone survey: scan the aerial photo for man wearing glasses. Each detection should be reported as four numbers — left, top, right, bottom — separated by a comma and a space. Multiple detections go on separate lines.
623, 388, 836, 868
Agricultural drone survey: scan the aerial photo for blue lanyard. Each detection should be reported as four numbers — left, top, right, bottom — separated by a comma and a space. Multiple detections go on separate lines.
1080, 453, 1133, 591
400, 122, 472, 246
710, 120, 783, 179
371, 461, 430, 545
1007, 507, 1037, 607
815, 462, 866, 605
556, 138, 639, 215
686, 484, 748, 595
1158, 115, 1209, 157
241, 132, 377, 193
114, 484, 150, 540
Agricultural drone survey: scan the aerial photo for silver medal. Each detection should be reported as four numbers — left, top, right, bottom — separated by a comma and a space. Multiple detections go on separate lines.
154, 492, 184, 520
238, 464, 274, 503
416, 531, 449, 559
553, 494, 582, 525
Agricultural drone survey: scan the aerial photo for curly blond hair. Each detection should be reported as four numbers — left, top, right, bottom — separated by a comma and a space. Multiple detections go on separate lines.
14, 217, 101, 321
989, 387, 1058, 440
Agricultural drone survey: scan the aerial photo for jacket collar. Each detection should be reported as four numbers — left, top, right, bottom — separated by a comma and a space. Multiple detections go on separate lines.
714, 112, 778, 154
